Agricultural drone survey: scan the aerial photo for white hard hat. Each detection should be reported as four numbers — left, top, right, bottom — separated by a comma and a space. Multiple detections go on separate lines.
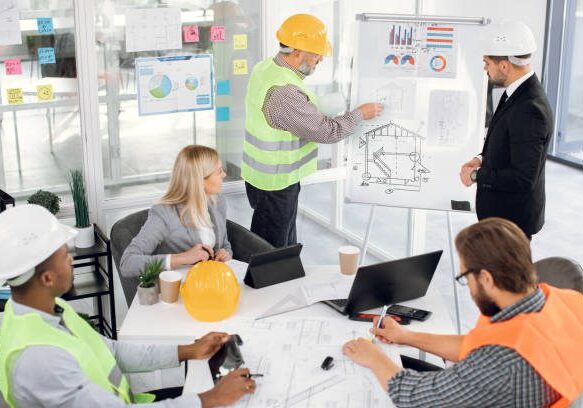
0, 204, 77, 286
483, 20, 537, 63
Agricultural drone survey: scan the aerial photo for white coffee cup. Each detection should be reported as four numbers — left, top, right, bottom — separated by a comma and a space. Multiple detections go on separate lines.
159, 270, 182, 303
338, 245, 360, 275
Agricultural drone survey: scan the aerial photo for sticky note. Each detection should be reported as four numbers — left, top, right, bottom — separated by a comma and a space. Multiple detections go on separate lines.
38, 47, 56, 64
233, 34, 247, 50
216, 106, 230, 122
233, 59, 248, 75
37, 84, 54, 101
216, 80, 230, 96
37, 17, 54, 34
7, 88, 23, 105
183, 25, 199, 43
210, 26, 225, 42
4, 58, 22, 75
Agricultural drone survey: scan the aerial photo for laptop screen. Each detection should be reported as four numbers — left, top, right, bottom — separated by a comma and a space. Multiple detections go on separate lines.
345, 250, 443, 315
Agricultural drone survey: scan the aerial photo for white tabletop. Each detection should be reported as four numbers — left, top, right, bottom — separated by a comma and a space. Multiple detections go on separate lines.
119, 265, 454, 342
119, 265, 455, 407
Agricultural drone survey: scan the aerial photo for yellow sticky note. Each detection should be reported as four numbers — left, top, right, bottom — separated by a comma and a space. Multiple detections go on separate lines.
233, 59, 248, 75
7, 88, 23, 105
37, 84, 54, 101
233, 34, 247, 50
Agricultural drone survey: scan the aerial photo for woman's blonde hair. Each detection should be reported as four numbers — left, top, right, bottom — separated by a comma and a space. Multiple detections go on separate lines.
160, 145, 219, 228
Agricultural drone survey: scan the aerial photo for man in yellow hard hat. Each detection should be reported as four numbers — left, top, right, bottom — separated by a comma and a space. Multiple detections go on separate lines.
0, 204, 255, 408
243, 13, 383, 247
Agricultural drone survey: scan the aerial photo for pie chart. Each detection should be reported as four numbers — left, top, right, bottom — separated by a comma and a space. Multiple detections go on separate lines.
149, 74, 172, 99
185, 76, 199, 91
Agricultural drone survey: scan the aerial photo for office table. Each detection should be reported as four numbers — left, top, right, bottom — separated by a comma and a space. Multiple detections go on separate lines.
119, 265, 455, 407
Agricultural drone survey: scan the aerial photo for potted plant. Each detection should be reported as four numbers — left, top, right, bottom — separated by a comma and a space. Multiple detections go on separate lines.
68, 169, 94, 248
137, 259, 164, 305
27, 189, 61, 215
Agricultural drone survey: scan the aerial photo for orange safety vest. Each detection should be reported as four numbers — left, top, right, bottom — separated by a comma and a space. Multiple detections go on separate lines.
459, 283, 583, 408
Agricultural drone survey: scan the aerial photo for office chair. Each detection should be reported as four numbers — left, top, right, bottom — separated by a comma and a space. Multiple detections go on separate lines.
110, 209, 273, 305
534, 256, 583, 294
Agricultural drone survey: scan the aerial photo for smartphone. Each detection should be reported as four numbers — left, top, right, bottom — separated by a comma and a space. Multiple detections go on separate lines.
349, 312, 411, 325
386, 304, 432, 321
208, 334, 245, 383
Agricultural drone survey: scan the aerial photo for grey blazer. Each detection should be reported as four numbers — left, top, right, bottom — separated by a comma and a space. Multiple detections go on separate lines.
119, 195, 232, 278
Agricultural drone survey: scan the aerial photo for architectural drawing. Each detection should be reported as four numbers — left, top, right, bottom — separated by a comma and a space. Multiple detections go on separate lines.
357, 121, 430, 194
428, 90, 469, 146
369, 81, 416, 120
226, 317, 395, 408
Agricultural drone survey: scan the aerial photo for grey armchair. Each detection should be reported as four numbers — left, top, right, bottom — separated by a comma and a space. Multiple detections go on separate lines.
534, 256, 583, 294
110, 209, 274, 306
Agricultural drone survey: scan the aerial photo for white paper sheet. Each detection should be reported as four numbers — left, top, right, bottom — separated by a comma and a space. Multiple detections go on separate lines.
125, 8, 181, 52
186, 316, 397, 407
256, 280, 352, 319
0, 0, 22, 46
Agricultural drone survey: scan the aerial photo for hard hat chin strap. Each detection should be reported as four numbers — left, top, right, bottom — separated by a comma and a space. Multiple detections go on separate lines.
508, 55, 532, 66
6, 269, 36, 287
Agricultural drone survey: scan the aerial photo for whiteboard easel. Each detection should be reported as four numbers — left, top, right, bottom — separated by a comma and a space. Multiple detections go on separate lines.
354, 13, 491, 335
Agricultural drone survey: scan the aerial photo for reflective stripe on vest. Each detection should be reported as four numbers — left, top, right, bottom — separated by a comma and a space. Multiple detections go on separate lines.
0, 299, 154, 407
243, 58, 318, 191
459, 284, 583, 407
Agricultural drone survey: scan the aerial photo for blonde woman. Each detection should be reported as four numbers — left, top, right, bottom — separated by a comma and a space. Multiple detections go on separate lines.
120, 145, 232, 278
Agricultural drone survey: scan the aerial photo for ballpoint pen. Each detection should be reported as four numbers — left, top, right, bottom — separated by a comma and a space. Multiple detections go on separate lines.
243, 373, 264, 379
370, 305, 388, 342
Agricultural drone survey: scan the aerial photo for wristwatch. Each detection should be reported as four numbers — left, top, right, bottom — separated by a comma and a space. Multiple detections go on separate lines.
470, 169, 479, 183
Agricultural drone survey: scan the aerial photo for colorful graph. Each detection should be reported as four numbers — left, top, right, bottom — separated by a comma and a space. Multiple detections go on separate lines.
185, 76, 199, 91
426, 26, 454, 49
384, 54, 399, 65
149, 74, 172, 99
429, 55, 447, 72
400, 55, 415, 65
389, 24, 414, 47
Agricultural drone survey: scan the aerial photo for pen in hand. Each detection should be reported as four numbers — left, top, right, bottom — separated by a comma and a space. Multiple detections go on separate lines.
370, 305, 388, 342
243, 373, 264, 379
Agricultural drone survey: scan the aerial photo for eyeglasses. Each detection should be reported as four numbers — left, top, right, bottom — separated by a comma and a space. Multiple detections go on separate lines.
455, 269, 477, 286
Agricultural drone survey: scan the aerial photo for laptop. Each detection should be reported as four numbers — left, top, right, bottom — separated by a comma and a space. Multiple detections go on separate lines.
322, 250, 443, 316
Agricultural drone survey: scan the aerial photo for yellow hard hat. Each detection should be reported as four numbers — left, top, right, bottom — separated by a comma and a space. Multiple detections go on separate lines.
181, 261, 240, 322
276, 14, 332, 56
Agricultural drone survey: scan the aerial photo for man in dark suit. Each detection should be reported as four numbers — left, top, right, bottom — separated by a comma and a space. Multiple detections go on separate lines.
460, 21, 554, 240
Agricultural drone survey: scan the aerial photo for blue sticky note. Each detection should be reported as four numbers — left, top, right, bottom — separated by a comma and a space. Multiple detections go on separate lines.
216, 106, 230, 122
38, 47, 56, 64
37, 17, 54, 34
216, 80, 231, 96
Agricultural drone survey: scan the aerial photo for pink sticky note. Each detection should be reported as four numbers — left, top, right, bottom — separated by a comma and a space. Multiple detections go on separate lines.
210, 26, 225, 42
4, 59, 22, 75
183, 25, 199, 43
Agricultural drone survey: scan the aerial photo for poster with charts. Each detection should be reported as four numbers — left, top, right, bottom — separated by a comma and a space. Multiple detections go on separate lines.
136, 55, 214, 116
383, 23, 457, 78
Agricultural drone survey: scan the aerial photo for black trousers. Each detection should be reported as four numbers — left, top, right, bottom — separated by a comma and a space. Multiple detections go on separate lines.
150, 386, 183, 401
245, 181, 301, 248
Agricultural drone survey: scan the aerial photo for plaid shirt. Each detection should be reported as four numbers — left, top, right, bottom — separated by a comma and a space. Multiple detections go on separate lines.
388, 288, 560, 407
261, 54, 362, 144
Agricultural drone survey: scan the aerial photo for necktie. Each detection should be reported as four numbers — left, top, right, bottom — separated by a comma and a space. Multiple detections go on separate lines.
495, 91, 508, 114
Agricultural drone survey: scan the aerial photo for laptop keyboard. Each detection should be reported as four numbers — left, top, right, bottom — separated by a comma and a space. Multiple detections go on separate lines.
329, 298, 348, 307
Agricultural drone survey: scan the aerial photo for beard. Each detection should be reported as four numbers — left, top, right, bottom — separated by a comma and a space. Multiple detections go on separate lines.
474, 282, 501, 317
298, 61, 316, 76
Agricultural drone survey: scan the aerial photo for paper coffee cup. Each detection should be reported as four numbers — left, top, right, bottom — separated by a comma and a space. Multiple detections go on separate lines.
338, 245, 360, 275
159, 271, 182, 303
